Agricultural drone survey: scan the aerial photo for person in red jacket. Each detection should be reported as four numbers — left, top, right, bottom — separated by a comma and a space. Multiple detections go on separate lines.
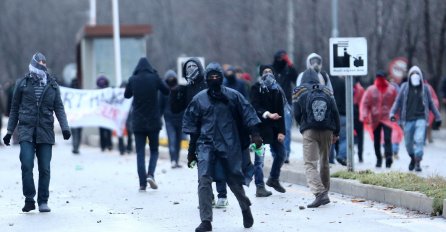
360, 71, 398, 168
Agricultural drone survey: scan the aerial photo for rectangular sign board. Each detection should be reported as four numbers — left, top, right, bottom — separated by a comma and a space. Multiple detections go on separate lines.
329, 37, 367, 76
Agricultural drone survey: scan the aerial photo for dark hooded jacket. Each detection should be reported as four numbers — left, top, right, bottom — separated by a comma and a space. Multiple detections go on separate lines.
182, 62, 260, 184
159, 70, 183, 126
292, 69, 340, 135
170, 58, 207, 114
124, 57, 169, 132
272, 50, 298, 105
223, 67, 247, 97
7, 73, 70, 144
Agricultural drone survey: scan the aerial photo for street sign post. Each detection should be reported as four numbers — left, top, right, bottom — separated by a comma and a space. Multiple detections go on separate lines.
329, 37, 368, 172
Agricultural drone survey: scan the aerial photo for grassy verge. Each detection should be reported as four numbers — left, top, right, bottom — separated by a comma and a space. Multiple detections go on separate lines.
331, 170, 446, 215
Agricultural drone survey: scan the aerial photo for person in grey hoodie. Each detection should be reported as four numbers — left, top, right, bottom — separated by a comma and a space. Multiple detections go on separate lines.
390, 66, 442, 172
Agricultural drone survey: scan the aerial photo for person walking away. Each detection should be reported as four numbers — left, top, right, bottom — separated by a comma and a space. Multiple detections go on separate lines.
390, 66, 442, 172
124, 57, 169, 191
183, 62, 262, 231
70, 77, 82, 154
249, 65, 288, 197
96, 75, 113, 152
3, 52, 71, 212
360, 70, 397, 168
159, 70, 184, 168
272, 50, 297, 163
293, 69, 340, 208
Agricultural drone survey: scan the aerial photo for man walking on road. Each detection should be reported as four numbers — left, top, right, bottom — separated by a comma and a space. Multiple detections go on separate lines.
183, 62, 262, 231
293, 69, 340, 208
390, 66, 442, 172
124, 57, 169, 191
3, 52, 71, 213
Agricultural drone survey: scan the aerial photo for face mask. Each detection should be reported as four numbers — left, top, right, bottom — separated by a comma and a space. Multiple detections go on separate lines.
310, 57, 322, 72
410, 74, 421, 86
206, 72, 223, 91
186, 62, 199, 81
260, 73, 276, 89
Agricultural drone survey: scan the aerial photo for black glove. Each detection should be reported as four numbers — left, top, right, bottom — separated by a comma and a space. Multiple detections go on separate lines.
432, 120, 442, 130
62, 130, 71, 140
251, 134, 263, 149
3, 134, 12, 146
187, 151, 198, 168
390, 116, 396, 122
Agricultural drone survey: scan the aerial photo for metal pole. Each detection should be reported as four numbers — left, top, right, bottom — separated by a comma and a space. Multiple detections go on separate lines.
112, 0, 122, 86
346, 75, 354, 171
89, 0, 96, 25
287, 0, 295, 62
331, 0, 339, 37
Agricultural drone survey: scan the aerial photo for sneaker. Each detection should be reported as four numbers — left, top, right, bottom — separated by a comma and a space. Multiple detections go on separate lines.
242, 207, 254, 228
22, 202, 36, 212
38, 203, 51, 213
139, 186, 147, 192
266, 178, 286, 193
215, 198, 228, 208
256, 186, 272, 197
307, 191, 330, 208
385, 157, 393, 168
147, 176, 158, 189
336, 158, 347, 166
408, 154, 415, 171
195, 220, 212, 232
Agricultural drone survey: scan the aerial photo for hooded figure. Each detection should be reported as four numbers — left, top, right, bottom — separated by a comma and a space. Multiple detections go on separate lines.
223, 66, 247, 97
271, 50, 297, 104
124, 57, 170, 190
183, 62, 261, 231
159, 70, 184, 168
292, 69, 340, 208
170, 58, 207, 114
390, 66, 441, 172
360, 70, 397, 168
296, 53, 333, 92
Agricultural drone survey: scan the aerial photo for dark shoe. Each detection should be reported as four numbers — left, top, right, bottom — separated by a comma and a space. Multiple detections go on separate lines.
284, 159, 290, 164
242, 207, 254, 228
22, 202, 36, 212
414, 158, 422, 172
38, 203, 51, 213
147, 175, 158, 189
336, 158, 347, 166
72, 150, 79, 155
139, 186, 146, 192
266, 178, 286, 193
195, 220, 212, 232
408, 154, 415, 171
358, 157, 363, 163
256, 186, 272, 197
385, 157, 393, 168
375, 158, 382, 168
307, 191, 330, 208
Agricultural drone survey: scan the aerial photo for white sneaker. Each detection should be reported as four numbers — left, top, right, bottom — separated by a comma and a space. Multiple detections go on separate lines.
146, 176, 158, 189
215, 198, 228, 208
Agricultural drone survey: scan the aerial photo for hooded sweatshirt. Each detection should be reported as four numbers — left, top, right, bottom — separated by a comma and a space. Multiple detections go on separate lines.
124, 57, 170, 132
271, 50, 297, 105
296, 53, 333, 92
390, 66, 441, 126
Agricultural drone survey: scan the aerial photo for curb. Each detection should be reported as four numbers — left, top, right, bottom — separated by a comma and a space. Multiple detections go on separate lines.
263, 166, 438, 216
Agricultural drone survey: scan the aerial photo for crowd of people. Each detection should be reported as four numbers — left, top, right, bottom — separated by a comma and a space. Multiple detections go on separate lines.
0, 50, 444, 232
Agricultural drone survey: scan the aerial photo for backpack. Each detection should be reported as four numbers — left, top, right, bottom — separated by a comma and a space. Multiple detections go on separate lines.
305, 84, 333, 128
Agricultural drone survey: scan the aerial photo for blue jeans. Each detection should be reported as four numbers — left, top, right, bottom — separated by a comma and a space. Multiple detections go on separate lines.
134, 131, 160, 187
19, 142, 52, 205
404, 119, 426, 159
284, 105, 292, 160
269, 140, 286, 180
165, 120, 182, 163
253, 149, 265, 186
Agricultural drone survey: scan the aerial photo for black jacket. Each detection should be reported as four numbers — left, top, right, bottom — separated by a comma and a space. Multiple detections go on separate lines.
273, 59, 297, 105
293, 70, 340, 135
330, 75, 346, 116
250, 83, 285, 144
124, 58, 169, 132
7, 73, 70, 144
170, 58, 207, 114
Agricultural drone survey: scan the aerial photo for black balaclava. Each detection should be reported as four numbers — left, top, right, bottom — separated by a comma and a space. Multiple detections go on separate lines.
206, 70, 223, 92
273, 50, 287, 71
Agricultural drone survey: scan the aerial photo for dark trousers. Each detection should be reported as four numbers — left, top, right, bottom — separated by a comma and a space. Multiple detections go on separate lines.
269, 140, 286, 180
118, 132, 133, 154
165, 120, 182, 163
71, 128, 82, 153
99, 127, 112, 151
134, 131, 160, 187
198, 153, 251, 222
373, 123, 392, 161
19, 142, 52, 205
354, 112, 364, 161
